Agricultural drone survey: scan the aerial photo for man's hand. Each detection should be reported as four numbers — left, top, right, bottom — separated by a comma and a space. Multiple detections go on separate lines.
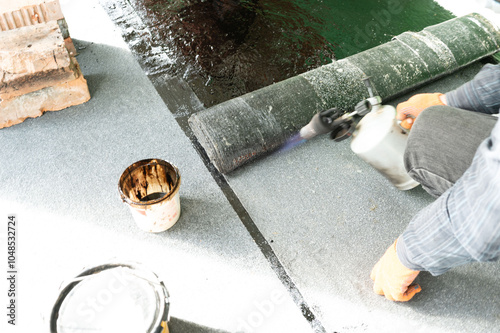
396, 93, 446, 121
370, 239, 421, 301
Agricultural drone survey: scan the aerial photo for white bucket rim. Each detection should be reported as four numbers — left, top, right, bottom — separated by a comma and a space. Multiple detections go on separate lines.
49, 261, 170, 333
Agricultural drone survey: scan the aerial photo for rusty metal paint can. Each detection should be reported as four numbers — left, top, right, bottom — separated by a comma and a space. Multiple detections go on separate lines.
49, 262, 170, 333
118, 159, 181, 232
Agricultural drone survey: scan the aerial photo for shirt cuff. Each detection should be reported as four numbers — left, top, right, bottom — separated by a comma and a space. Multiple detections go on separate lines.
396, 236, 423, 272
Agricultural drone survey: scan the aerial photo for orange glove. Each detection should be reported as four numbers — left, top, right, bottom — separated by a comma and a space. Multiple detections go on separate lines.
396, 93, 445, 121
370, 239, 421, 301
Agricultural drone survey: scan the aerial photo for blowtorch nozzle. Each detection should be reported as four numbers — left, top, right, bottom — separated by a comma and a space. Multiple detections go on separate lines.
298, 108, 342, 140
299, 116, 323, 140
295, 77, 381, 145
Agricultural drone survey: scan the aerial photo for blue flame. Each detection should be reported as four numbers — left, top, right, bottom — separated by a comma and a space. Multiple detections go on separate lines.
278, 133, 307, 153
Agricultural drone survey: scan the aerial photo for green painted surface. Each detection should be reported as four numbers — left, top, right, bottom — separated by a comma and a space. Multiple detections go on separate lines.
297, 0, 454, 59
128, 0, 454, 106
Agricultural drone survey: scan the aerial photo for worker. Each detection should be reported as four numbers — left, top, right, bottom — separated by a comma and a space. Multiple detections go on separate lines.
370, 63, 500, 301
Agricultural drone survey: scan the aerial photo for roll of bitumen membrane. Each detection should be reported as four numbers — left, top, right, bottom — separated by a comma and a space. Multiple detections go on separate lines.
189, 13, 500, 174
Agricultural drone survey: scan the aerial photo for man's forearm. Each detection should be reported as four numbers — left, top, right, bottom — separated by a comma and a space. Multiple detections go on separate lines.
445, 63, 500, 114
398, 119, 500, 275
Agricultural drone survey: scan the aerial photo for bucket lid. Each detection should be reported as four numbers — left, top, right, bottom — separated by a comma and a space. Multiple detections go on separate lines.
50, 263, 169, 333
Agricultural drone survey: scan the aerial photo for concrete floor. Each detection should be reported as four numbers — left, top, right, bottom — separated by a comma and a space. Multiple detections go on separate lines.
1, 0, 500, 332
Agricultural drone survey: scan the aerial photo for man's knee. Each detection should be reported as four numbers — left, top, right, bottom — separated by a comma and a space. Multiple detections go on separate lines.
404, 106, 447, 173
404, 105, 497, 197
404, 106, 461, 196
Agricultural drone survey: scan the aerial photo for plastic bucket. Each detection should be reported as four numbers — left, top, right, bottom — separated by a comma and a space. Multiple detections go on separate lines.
118, 159, 181, 232
49, 262, 170, 333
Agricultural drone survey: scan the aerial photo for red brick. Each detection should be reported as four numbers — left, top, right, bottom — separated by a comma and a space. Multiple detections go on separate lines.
0, 74, 90, 129
0, 1, 64, 31
0, 21, 76, 99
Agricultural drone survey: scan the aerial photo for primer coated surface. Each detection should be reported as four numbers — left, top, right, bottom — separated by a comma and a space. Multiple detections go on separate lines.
106, 0, 453, 107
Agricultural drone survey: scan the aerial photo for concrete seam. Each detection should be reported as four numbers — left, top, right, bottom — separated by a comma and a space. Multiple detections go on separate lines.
153, 74, 328, 333
187, 134, 328, 333
97, 0, 330, 330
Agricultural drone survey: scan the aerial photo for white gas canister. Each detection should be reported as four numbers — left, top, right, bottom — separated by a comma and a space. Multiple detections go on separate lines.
350, 104, 419, 190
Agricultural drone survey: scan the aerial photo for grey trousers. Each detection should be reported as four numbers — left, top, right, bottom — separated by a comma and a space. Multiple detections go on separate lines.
404, 106, 498, 197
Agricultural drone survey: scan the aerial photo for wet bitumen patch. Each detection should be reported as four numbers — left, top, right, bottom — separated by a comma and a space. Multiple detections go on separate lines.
101, 0, 453, 108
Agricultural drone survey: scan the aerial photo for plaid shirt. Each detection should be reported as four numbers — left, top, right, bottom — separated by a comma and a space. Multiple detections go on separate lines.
397, 64, 500, 276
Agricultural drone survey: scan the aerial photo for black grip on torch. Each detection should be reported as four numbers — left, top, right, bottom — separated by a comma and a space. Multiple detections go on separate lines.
299, 107, 343, 140
315, 107, 343, 134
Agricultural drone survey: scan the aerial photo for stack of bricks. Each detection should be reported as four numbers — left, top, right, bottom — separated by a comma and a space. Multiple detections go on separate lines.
0, 0, 90, 129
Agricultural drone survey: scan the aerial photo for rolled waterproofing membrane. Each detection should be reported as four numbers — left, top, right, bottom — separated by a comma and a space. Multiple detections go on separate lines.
189, 13, 500, 174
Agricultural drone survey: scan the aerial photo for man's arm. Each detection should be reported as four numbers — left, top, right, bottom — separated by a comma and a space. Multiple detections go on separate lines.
372, 63, 500, 301
446, 63, 500, 114
396, 64, 500, 124
371, 120, 500, 301
397, 119, 500, 275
